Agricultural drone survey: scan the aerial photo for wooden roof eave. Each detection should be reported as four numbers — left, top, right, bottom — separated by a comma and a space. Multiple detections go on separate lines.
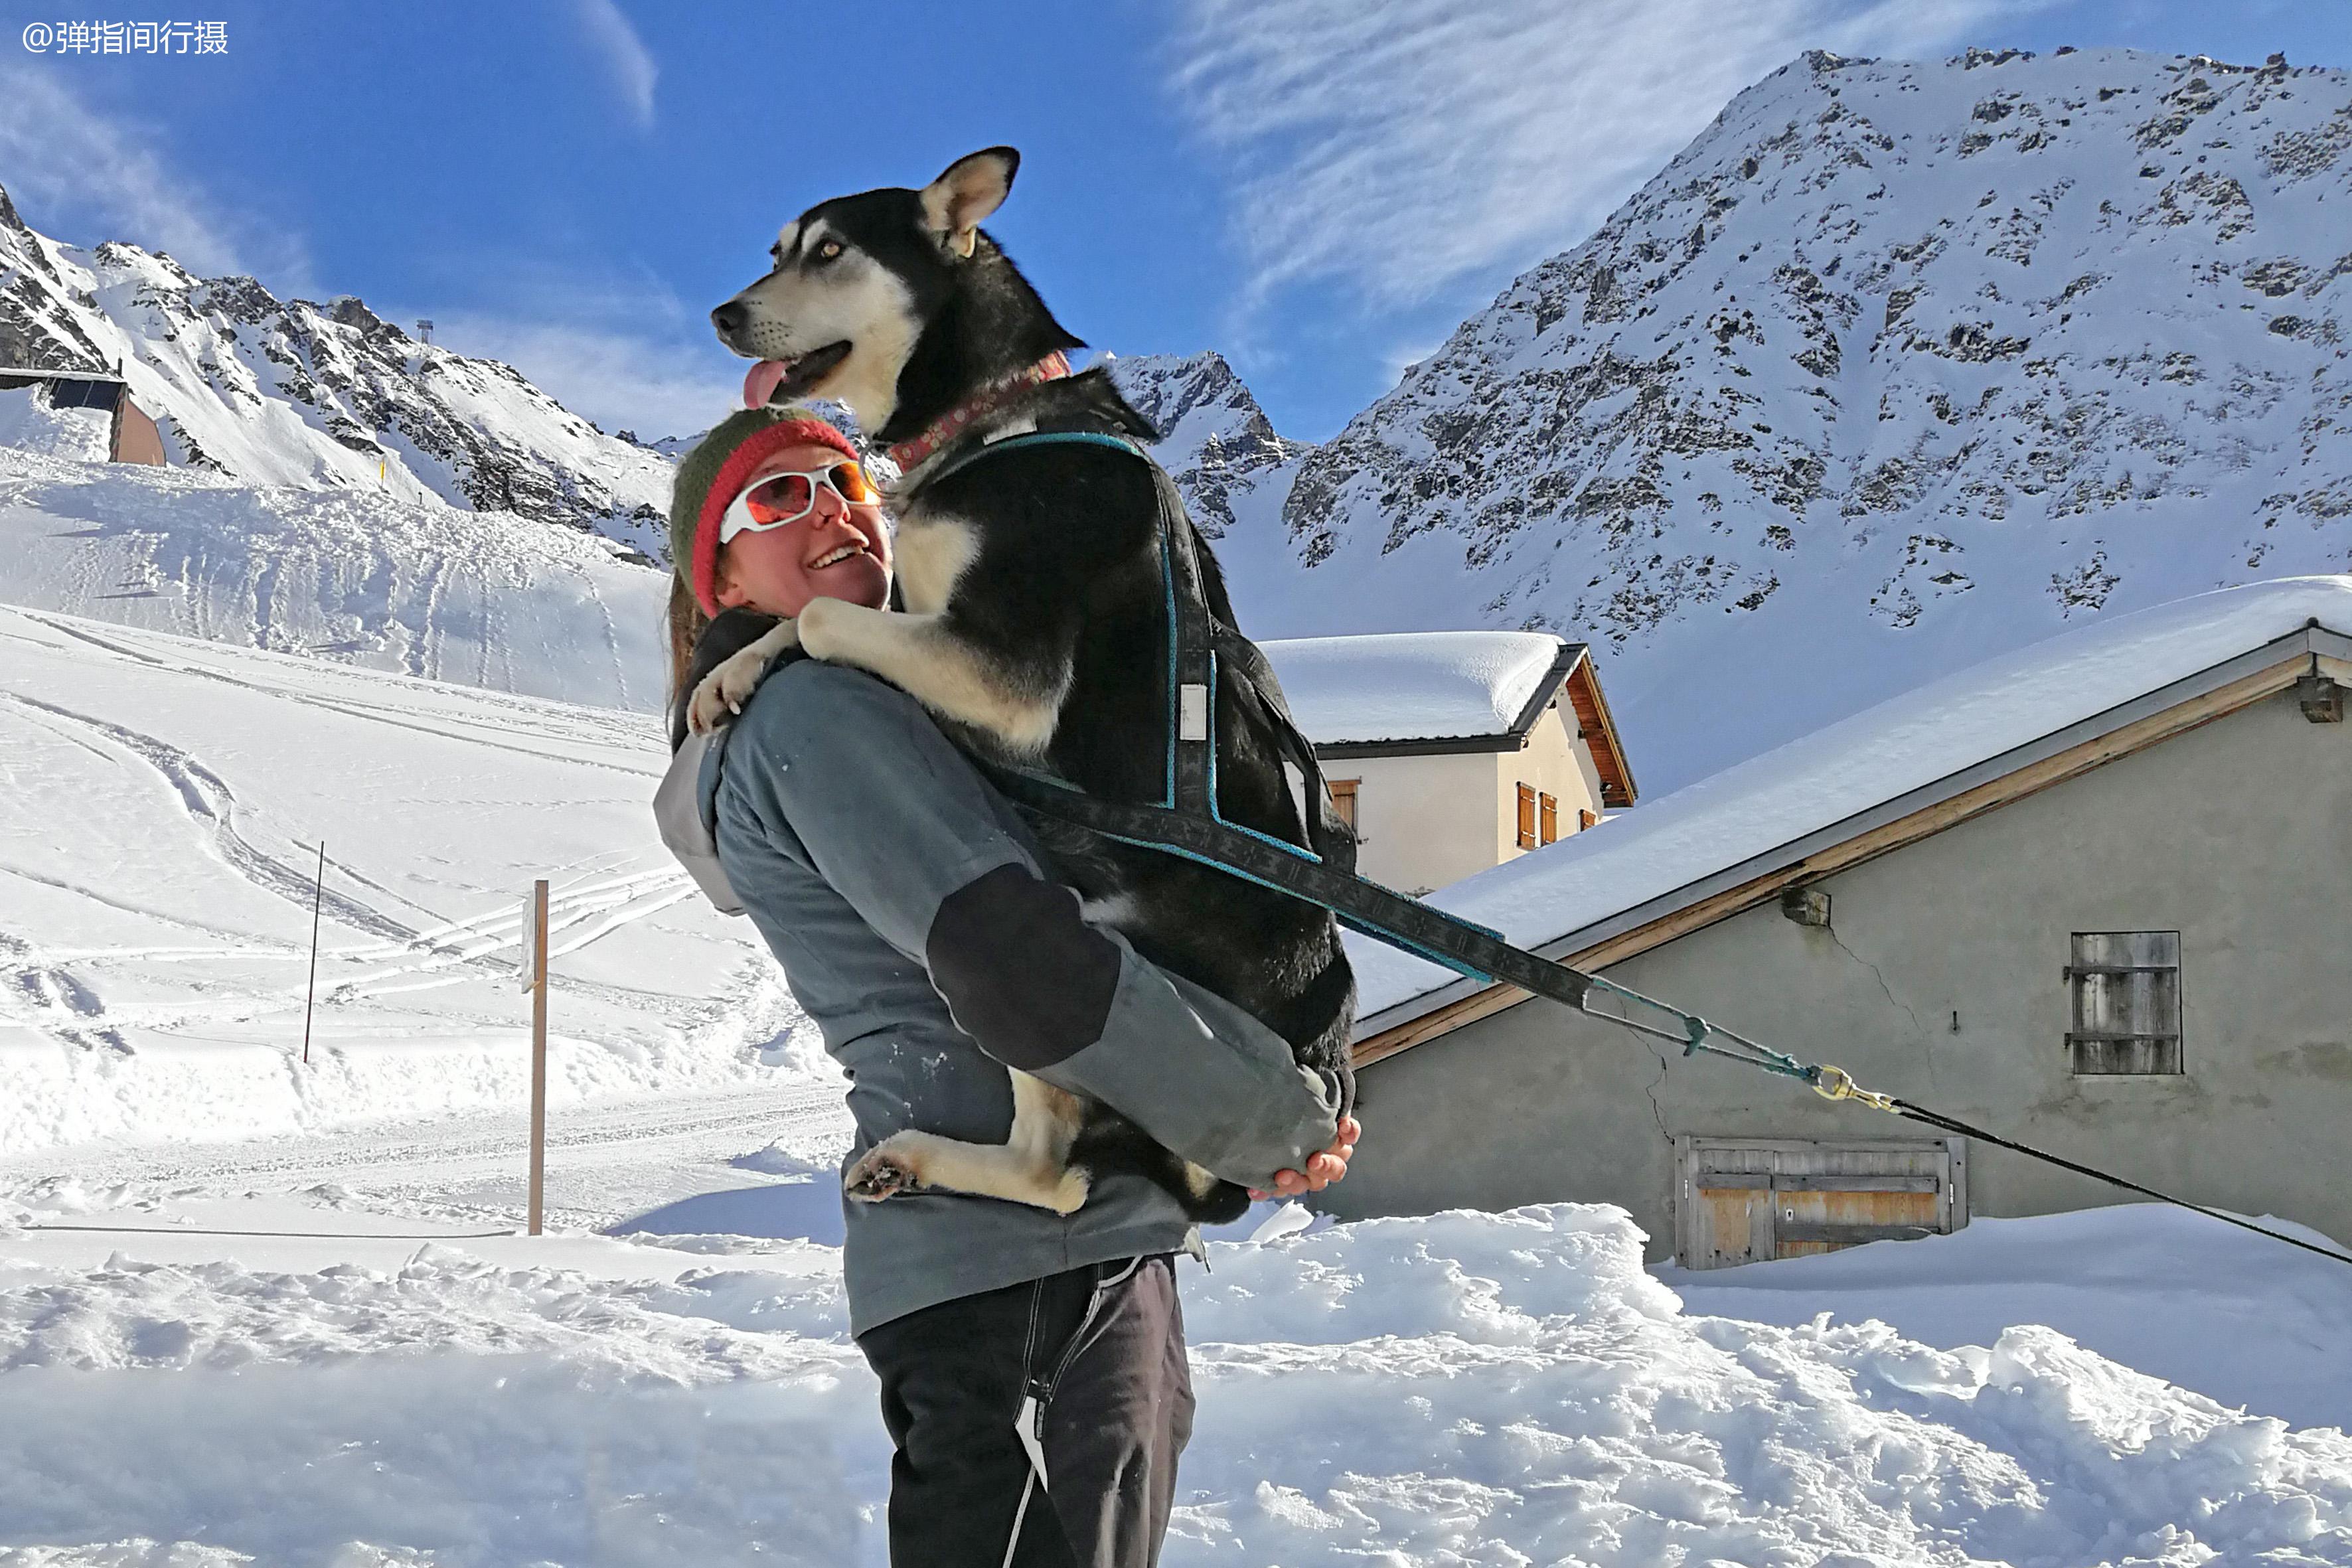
1351, 624, 2349, 1069
1563, 657, 1637, 807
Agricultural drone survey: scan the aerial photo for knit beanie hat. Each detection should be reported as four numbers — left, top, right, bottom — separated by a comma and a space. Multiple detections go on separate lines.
670, 404, 862, 617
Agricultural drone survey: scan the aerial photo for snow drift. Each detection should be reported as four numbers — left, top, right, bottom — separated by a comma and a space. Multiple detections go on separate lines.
0, 1204, 2344, 1565
0, 449, 671, 712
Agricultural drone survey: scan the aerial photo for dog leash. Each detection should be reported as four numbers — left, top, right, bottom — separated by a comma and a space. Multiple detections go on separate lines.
919, 428, 2352, 1271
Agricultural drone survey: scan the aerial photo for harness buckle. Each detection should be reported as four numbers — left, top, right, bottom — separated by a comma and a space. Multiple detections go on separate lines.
1178, 683, 1210, 742
1812, 1063, 1899, 1113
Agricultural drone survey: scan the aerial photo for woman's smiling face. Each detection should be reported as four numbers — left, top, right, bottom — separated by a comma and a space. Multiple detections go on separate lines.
713, 441, 893, 617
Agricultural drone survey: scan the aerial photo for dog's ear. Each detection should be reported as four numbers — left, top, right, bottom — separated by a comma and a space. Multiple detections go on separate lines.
919, 147, 1020, 259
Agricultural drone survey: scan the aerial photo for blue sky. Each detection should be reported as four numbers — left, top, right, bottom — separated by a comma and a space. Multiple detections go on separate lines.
1, 0, 2345, 443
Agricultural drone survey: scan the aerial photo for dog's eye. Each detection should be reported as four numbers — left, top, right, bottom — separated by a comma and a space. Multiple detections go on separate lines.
812, 238, 844, 264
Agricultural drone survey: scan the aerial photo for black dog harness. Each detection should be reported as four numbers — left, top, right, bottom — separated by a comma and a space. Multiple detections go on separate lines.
925, 430, 1612, 1014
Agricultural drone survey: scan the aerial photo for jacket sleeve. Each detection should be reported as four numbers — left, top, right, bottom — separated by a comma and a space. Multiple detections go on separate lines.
724, 662, 1342, 1188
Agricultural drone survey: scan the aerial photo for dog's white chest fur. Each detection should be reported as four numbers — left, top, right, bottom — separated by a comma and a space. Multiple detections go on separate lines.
894, 513, 979, 615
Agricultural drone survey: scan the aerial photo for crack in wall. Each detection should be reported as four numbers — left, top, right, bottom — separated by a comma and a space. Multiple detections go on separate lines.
1824, 923, 1943, 1097
1615, 1022, 1675, 1146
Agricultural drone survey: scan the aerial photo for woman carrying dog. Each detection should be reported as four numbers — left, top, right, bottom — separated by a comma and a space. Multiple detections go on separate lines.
654, 403, 1358, 1568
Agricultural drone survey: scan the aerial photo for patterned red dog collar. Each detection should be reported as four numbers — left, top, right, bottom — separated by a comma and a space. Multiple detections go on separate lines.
885, 352, 1072, 473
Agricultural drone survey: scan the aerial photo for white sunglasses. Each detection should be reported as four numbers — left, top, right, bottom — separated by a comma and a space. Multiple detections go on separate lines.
718, 459, 880, 544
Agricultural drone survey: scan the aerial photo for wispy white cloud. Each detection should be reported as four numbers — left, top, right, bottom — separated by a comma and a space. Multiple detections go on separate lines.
572, 0, 659, 132
414, 270, 738, 441
433, 315, 738, 442
0, 66, 309, 285
1171, 0, 2043, 321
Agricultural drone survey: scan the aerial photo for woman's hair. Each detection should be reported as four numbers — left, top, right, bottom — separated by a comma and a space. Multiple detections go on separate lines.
665, 572, 709, 712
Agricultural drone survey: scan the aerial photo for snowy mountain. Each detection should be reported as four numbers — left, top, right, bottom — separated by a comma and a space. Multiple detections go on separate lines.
1182, 48, 2352, 793
17, 44, 2352, 790
1099, 349, 1352, 652
0, 185, 674, 560
1105, 351, 1308, 539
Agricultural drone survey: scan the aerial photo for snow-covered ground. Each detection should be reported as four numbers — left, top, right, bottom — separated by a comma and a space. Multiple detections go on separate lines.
1665, 1203, 2352, 1435
0, 602, 800, 1157
3, 1164, 2348, 1567
3, 599, 2350, 1564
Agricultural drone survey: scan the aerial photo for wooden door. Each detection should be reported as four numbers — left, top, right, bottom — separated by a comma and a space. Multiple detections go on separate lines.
1676, 1137, 1966, 1268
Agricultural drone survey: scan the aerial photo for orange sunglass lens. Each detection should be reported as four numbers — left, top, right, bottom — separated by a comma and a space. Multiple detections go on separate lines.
832, 462, 876, 502
744, 475, 812, 524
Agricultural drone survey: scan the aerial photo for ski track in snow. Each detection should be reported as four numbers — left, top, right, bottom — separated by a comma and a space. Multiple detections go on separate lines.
0, 1083, 849, 1233
0, 930, 129, 1056
0, 602, 813, 1156
5, 846, 710, 1057
3, 692, 417, 944
10, 609, 665, 781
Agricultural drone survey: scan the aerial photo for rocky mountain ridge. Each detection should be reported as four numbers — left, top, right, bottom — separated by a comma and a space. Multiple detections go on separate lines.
1103, 350, 1306, 538
0, 185, 672, 558
1146, 46, 2352, 791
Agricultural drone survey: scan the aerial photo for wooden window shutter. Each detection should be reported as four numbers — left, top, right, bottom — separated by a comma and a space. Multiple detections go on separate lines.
1326, 778, 1359, 839
1579, 807, 1599, 831
2068, 931, 2183, 1075
1539, 793, 1558, 844
1516, 783, 1536, 850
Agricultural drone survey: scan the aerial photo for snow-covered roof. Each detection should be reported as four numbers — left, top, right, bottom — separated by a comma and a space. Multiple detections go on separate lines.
1352, 577, 2352, 1036
1261, 631, 1574, 746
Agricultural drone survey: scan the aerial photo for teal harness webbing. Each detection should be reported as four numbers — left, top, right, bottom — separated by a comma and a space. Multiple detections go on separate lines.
921, 430, 1791, 1079
914, 429, 2352, 1270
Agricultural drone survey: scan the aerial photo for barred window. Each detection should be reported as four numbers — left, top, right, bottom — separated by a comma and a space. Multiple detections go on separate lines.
2068, 931, 2183, 1075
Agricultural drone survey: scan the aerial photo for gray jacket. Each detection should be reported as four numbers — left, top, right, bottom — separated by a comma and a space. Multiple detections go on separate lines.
654, 659, 1342, 1335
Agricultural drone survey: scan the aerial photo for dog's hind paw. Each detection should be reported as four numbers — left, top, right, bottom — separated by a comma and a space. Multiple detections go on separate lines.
844, 1143, 926, 1203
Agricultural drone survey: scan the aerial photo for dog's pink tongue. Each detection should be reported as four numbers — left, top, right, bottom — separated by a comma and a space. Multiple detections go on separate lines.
742, 359, 790, 410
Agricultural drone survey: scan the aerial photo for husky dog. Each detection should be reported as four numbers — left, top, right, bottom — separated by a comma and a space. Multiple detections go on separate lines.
699, 149, 1352, 1224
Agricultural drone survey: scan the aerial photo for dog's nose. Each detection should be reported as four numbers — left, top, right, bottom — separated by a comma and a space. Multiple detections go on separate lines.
711, 301, 748, 337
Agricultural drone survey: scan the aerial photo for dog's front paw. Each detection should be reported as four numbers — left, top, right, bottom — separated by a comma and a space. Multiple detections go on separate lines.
844, 1139, 927, 1203
688, 622, 796, 733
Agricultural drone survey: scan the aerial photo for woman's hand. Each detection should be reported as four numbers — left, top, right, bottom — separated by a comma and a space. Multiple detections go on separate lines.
1249, 1116, 1360, 1200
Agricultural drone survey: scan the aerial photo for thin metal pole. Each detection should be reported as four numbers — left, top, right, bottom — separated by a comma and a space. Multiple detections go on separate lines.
300, 841, 325, 1065
528, 878, 549, 1237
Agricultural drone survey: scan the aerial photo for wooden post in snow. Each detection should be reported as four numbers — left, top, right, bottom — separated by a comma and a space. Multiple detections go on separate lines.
300, 841, 326, 1065
527, 878, 550, 1236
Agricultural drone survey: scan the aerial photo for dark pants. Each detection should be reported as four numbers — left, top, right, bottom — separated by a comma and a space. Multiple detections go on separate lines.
856, 1255, 1194, 1568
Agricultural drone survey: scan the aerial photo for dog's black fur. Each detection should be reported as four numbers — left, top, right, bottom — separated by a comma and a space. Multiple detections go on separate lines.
710, 153, 1354, 1224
